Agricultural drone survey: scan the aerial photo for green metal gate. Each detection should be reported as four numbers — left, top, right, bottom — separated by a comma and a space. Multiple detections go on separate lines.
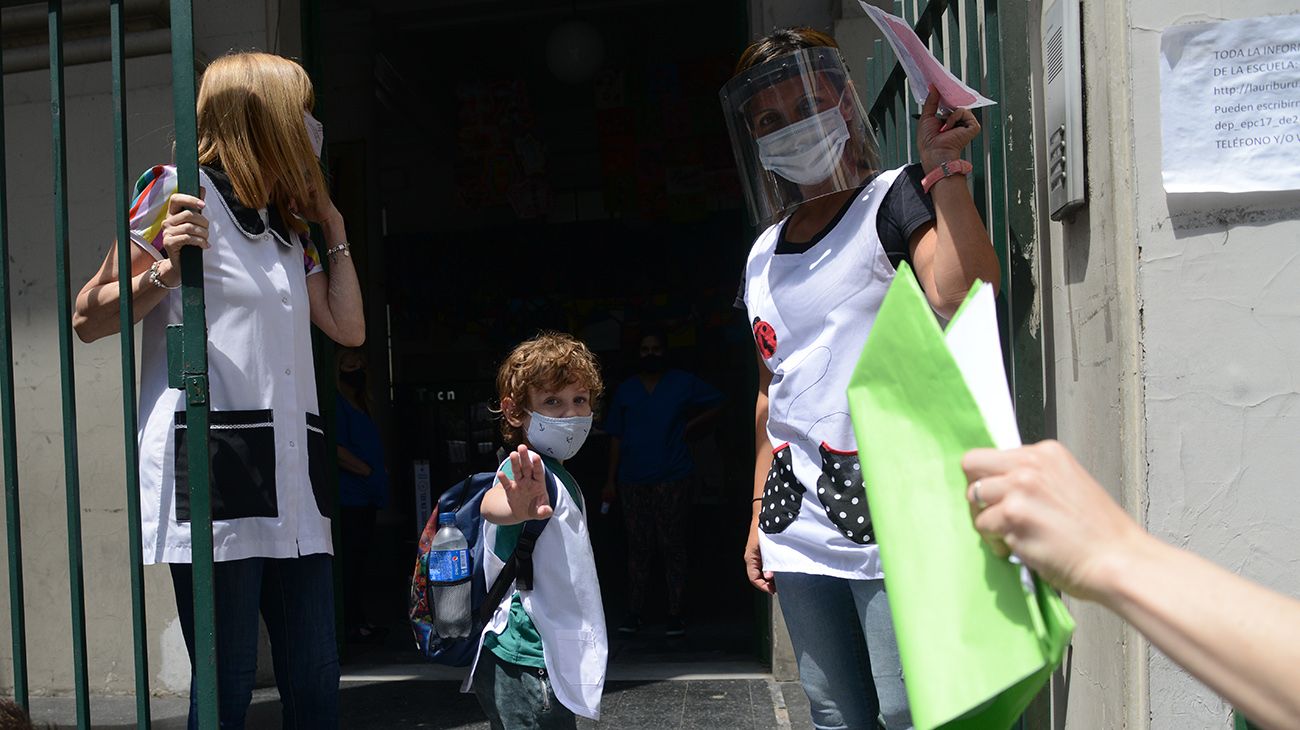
864, 1, 1049, 726
865, 0, 1045, 443
0, 1, 217, 727
0, 1, 347, 724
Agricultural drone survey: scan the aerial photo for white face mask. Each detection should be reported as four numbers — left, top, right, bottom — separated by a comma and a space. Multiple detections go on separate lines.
304, 112, 324, 159
525, 412, 593, 461
756, 105, 850, 186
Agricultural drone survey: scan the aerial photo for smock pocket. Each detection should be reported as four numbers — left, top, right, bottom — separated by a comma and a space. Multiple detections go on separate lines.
555, 629, 605, 686
815, 442, 873, 544
306, 412, 331, 519
174, 409, 278, 522
759, 443, 805, 534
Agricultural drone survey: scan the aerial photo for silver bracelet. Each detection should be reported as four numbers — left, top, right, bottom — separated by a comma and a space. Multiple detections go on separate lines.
325, 241, 351, 259
148, 259, 180, 290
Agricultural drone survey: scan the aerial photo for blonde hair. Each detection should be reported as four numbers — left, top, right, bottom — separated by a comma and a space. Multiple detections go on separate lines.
196, 52, 325, 221
495, 332, 604, 445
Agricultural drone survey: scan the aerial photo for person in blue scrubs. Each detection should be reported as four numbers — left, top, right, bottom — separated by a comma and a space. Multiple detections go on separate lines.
336, 348, 389, 643
603, 332, 724, 636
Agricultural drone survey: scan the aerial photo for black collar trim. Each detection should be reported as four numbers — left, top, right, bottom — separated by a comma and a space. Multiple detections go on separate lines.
201, 164, 295, 248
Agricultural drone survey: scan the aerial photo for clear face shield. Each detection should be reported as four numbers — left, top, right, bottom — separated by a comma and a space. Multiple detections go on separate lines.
720, 47, 881, 226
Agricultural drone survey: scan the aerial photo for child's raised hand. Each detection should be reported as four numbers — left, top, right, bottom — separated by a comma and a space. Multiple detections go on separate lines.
496, 445, 553, 521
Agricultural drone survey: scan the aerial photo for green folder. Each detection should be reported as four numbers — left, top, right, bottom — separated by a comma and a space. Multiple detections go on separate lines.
846, 264, 1074, 730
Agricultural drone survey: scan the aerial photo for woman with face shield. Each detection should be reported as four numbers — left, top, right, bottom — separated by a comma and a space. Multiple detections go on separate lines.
722, 28, 1001, 730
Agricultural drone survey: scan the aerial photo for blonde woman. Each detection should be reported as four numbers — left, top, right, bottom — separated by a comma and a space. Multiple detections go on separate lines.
74, 52, 363, 728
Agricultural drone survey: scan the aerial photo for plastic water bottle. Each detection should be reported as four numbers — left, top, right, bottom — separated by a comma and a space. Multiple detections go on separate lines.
428, 513, 472, 638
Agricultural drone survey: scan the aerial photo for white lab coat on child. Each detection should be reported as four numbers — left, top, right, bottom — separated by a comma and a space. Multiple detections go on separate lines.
462, 461, 608, 719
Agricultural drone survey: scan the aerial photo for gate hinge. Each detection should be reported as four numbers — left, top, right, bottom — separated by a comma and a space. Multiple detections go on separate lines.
165, 323, 210, 406
183, 374, 209, 406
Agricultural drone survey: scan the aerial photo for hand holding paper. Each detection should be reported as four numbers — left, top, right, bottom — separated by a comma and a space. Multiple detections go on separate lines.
846, 265, 1072, 730
962, 443, 1300, 730
858, 2, 996, 113
916, 87, 983, 172
961, 442, 1145, 602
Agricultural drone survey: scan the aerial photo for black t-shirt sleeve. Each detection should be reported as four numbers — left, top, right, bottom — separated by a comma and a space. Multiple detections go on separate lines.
875, 164, 936, 269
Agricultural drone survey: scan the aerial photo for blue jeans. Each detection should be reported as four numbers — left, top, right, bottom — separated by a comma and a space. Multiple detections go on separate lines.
777, 573, 912, 730
472, 648, 576, 730
171, 554, 340, 729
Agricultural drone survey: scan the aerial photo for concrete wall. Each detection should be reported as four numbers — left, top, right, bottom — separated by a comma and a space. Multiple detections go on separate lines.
0, 0, 276, 697
1044, 0, 1300, 727
1039, 0, 1148, 725
1123, 1, 1300, 728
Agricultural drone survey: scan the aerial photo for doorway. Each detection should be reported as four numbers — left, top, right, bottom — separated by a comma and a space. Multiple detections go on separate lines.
318, 0, 764, 672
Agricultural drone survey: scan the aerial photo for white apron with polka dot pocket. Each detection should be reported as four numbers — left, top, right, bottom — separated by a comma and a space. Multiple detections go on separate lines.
742, 166, 907, 581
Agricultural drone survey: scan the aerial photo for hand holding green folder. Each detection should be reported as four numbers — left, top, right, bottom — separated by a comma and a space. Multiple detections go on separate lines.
846, 264, 1074, 730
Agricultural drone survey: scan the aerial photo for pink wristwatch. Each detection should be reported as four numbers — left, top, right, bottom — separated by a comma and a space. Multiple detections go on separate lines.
920, 159, 973, 194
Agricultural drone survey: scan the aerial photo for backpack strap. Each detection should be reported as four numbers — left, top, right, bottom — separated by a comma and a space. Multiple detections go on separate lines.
478, 467, 561, 624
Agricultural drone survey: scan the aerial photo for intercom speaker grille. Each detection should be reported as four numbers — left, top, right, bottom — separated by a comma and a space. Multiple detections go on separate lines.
1046, 28, 1064, 84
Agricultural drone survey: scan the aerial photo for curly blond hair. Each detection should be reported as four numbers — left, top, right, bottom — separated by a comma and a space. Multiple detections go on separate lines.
496, 332, 604, 445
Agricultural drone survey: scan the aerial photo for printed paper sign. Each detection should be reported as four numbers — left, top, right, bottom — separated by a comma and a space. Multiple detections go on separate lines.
1161, 14, 1300, 192
858, 1, 997, 111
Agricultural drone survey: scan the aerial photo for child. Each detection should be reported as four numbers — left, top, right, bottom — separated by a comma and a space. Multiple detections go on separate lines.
467, 332, 608, 729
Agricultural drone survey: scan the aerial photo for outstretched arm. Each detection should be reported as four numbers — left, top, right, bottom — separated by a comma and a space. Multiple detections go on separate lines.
483, 445, 553, 526
962, 441, 1300, 728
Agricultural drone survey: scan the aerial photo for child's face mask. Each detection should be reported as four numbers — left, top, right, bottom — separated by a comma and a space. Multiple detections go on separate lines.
526, 412, 592, 461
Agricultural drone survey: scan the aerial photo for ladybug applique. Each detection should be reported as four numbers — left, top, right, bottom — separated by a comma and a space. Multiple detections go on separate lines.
753, 317, 777, 359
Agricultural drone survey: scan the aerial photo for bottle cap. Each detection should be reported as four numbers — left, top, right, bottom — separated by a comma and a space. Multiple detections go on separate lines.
438, 512, 456, 525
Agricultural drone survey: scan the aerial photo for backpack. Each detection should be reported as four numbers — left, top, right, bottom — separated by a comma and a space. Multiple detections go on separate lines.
408, 470, 559, 666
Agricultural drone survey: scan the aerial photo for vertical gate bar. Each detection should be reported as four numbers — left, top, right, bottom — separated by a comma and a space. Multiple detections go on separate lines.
895, 98, 906, 166
882, 97, 896, 168
869, 38, 882, 105
869, 38, 884, 134
897, 97, 907, 167
981, 0, 1013, 363
945, 5, 959, 87
964, 0, 989, 225
167, 2, 218, 727
298, 0, 346, 658
996, 0, 1046, 451
900, 0, 915, 162
48, 2, 92, 726
928, 2, 945, 65
109, 1, 151, 725
0, 6, 28, 714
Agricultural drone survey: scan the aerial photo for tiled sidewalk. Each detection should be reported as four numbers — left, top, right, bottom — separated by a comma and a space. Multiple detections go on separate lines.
25, 677, 805, 729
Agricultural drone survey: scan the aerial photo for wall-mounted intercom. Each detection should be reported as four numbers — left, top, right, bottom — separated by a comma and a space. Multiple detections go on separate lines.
1042, 0, 1086, 220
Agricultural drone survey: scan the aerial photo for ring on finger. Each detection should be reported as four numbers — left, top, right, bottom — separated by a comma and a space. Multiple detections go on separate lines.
972, 480, 987, 509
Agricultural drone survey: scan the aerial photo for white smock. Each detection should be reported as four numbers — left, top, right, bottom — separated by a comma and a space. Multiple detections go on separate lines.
741, 167, 906, 581
130, 164, 330, 564
462, 460, 608, 719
